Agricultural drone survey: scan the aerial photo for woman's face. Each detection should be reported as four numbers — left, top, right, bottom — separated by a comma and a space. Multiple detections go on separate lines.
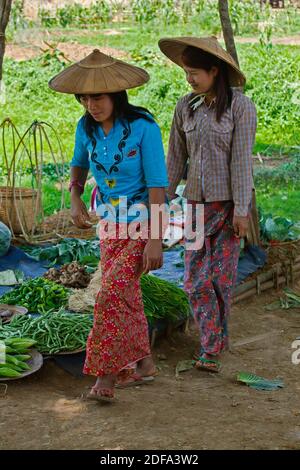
79, 94, 114, 122
183, 65, 218, 94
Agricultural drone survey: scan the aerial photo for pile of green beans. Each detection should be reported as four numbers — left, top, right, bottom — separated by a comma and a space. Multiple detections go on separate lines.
0, 310, 93, 354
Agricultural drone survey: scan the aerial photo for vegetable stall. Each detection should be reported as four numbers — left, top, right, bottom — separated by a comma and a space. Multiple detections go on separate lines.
0, 232, 191, 379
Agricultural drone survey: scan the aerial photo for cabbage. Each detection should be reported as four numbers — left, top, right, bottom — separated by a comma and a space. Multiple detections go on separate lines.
0, 222, 11, 257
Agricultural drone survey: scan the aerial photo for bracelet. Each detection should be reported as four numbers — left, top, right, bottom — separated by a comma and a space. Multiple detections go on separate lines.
68, 180, 84, 195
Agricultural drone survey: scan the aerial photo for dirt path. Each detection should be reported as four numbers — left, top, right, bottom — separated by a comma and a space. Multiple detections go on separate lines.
6, 29, 300, 62
1, 280, 300, 450
5, 42, 128, 62
235, 35, 300, 46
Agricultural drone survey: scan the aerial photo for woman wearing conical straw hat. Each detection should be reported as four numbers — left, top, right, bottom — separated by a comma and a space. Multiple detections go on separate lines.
159, 37, 257, 372
49, 49, 168, 401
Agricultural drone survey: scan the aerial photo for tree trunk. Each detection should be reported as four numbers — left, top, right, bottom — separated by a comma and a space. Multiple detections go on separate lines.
218, 0, 239, 66
0, 0, 12, 82
218, 0, 261, 245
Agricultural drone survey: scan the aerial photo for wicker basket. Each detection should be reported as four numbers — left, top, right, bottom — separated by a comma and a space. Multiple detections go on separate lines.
0, 186, 39, 234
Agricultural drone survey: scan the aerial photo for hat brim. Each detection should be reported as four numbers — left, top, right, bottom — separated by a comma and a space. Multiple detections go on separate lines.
158, 37, 246, 87
48, 59, 150, 94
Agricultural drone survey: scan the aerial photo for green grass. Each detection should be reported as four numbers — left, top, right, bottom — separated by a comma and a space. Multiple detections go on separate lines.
256, 185, 300, 221
42, 181, 93, 216
254, 148, 300, 220
1, 40, 299, 153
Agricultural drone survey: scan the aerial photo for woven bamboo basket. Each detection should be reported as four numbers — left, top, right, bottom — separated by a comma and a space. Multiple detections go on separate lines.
0, 186, 39, 234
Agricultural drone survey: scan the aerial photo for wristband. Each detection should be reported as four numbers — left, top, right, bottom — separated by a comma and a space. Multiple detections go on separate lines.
69, 180, 84, 195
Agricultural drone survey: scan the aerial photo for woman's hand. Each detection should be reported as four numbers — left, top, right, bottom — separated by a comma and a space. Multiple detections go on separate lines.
233, 215, 249, 238
142, 240, 163, 274
71, 197, 92, 229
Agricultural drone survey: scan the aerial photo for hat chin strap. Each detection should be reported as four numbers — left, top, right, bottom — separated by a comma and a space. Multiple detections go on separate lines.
189, 93, 207, 111
189, 85, 216, 110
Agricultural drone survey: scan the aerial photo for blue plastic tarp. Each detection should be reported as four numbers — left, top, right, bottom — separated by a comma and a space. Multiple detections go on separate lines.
153, 244, 267, 287
0, 246, 49, 296
0, 243, 267, 296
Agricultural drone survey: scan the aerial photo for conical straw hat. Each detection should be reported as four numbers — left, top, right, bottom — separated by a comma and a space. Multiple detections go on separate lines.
49, 49, 150, 94
158, 36, 246, 87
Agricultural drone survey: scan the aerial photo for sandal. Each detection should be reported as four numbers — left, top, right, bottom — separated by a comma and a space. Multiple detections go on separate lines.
194, 356, 221, 373
116, 371, 156, 389
87, 386, 115, 403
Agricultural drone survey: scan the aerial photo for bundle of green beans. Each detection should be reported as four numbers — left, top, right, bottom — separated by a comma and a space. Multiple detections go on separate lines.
0, 310, 93, 354
0, 278, 69, 313
140, 274, 191, 324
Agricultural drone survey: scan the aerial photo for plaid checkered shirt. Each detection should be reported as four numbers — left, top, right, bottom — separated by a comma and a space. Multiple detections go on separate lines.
167, 89, 257, 217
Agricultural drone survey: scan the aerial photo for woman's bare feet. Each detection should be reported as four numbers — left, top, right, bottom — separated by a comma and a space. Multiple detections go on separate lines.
88, 374, 117, 401
136, 356, 156, 377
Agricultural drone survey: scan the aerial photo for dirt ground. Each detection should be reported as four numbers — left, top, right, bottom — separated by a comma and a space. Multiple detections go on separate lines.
1, 278, 300, 450
6, 28, 300, 62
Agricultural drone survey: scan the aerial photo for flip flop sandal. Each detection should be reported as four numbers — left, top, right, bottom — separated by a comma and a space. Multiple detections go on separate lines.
194, 357, 221, 373
87, 388, 115, 403
116, 372, 155, 389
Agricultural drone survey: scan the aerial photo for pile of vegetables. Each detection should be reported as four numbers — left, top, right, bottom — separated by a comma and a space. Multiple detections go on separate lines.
23, 238, 100, 270
0, 278, 69, 313
0, 274, 190, 353
140, 274, 190, 324
44, 262, 91, 288
0, 310, 93, 354
266, 288, 300, 311
0, 337, 36, 378
0, 222, 11, 257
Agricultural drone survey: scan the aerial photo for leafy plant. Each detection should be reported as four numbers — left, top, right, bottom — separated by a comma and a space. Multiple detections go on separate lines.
22, 238, 100, 268
237, 371, 284, 391
266, 288, 300, 310
10, 0, 27, 30
24, 0, 300, 35
39, 1, 112, 28
259, 209, 300, 242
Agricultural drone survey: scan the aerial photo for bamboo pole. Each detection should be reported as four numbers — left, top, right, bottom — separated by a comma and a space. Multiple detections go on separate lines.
233, 262, 300, 304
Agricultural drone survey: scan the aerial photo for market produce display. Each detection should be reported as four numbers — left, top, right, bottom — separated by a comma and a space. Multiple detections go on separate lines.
67, 269, 191, 323
0, 310, 93, 354
0, 305, 27, 323
0, 278, 69, 313
44, 261, 91, 288
0, 337, 36, 378
140, 274, 190, 323
0, 273, 191, 354
0, 221, 12, 257
23, 238, 100, 270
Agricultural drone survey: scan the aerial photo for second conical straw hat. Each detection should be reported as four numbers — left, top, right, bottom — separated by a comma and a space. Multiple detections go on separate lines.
158, 36, 246, 87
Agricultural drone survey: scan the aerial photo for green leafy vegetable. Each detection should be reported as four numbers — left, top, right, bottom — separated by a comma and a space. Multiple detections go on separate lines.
237, 371, 284, 391
22, 238, 100, 268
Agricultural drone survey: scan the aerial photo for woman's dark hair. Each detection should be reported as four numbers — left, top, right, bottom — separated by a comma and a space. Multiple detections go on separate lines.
181, 46, 232, 122
75, 90, 154, 138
